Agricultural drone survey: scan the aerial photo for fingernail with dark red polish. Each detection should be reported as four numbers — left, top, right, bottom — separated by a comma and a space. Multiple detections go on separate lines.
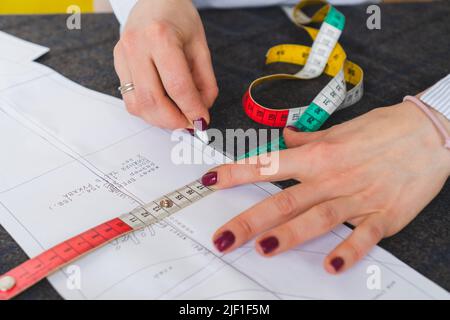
214, 231, 235, 252
286, 125, 299, 132
259, 236, 279, 254
194, 118, 208, 131
201, 171, 217, 186
185, 128, 195, 136
330, 257, 344, 272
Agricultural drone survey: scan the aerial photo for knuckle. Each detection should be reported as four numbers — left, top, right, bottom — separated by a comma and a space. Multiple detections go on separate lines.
355, 191, 372, 204
120, 29, 140, 51
134, 96, 151, 110
272, 191, 297, 218
146, 20, 172, 38
383, 227, 397, 238
218, 164, 239, 186
126, 91, 156, 116
125, 100, 141, 116
250, 160, 264, 178
316, 202, 339, 229
305, 140, 342, 162
203, 84, 219, 107
113, 42, 122, 59
365, 223, 384, 243
233, 215, 254, 238
320, 176, 340, 193
304, 141, 324, 154
210, 84, 219, 100
346, 241, 363, 261
281, 224, 301, 247
166, 79, 189, 97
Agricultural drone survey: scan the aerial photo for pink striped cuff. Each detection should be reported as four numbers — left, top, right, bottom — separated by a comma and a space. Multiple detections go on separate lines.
421, 74, 450, 120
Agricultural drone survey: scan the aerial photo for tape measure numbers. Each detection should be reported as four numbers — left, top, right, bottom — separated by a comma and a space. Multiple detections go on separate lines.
242, 0, 364, 158
0, 180, 214, 300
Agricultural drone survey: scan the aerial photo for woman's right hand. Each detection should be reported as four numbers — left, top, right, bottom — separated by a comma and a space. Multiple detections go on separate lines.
113, 0, 218, 130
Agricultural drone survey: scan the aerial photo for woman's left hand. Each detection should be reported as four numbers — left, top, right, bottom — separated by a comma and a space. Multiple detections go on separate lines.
201, 100, 450, 274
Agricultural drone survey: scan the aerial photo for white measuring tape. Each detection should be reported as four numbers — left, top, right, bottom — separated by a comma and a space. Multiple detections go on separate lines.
242, 0, 364, 157
0, 180, 214, 299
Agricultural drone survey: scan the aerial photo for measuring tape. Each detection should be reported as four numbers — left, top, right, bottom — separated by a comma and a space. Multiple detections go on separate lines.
0, 0, 364, 299
242, 0, 364, 158
0, 180, 214, 300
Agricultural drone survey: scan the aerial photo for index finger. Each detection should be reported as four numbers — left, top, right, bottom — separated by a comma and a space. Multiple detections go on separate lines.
152, 43, 210, 126
200, 147, 313, 189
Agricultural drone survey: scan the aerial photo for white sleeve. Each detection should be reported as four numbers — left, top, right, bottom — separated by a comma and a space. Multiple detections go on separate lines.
108, 0, 298, 25
193, 0, 298, 9
109, 0, 138, 26
421, 75, 450, 120
109, 0, 378, 26
193, 0, 377, 8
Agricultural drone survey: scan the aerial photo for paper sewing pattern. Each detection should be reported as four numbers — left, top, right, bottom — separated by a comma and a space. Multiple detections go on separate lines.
0, 31, 49, 63
0, 32, 448, 300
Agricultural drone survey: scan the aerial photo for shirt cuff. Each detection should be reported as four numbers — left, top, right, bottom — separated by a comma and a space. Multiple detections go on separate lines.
109, 0, 138, 26
421, 74, 450, 121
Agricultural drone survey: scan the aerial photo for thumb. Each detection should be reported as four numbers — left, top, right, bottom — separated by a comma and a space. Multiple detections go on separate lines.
283, 126, 329, 148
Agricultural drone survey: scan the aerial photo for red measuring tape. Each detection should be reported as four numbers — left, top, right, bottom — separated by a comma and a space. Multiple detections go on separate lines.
0, 218, 132, 300
243, 86, 290, 128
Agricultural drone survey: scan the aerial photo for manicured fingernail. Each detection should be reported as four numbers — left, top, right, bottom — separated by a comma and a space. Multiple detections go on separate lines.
259, 236, 279, 254
330, 257, 344, 272
185, 128, 195, 136
201, 171, 217, 186
286, 125, 299, 132
214, 231, 235, 252
194, 118, 208, 131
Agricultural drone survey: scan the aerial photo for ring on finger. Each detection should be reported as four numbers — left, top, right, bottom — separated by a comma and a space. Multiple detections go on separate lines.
118, 82, 135, 95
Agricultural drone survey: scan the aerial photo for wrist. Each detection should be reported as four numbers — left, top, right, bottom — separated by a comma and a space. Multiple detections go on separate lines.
416, 92, 450, 133
429, 107, 450, 133
424, 104, 450, 176
398, 100, 450, 175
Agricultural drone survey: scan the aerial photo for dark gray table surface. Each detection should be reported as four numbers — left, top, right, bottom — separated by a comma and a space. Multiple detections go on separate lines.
0, 2, 449, 299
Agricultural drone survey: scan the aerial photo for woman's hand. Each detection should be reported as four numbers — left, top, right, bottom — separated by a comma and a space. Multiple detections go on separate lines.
201, 101, 450, 274
113, 0, 218, 130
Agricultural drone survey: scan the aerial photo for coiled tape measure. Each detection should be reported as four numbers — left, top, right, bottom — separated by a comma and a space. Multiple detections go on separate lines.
0, 0, 363, 299
242, 0, 363, 157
